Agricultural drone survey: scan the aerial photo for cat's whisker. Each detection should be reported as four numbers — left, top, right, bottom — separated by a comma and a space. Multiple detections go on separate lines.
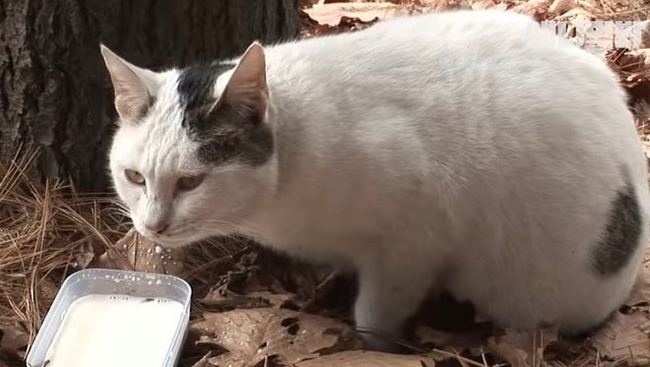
107, 207, 131, 218
110, 199, 130, 211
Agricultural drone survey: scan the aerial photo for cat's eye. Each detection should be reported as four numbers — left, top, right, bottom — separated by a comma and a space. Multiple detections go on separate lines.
124, 169, 145, 185
177, 174, 205, 192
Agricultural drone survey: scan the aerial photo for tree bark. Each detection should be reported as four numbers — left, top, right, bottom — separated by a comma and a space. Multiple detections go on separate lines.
0, 0, 299, 191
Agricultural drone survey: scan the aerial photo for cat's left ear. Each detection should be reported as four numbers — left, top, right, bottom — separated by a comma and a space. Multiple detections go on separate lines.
100, 44, 161, 124
218, 42, 269, 121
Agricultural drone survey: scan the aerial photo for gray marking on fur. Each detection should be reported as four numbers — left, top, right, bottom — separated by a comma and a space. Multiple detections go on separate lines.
177, 61, 234, 121
592, 180, 642, 275
177, 62, 274, 166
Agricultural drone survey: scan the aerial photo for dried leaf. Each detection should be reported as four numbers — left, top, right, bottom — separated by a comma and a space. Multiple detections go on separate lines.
199, 290, 293, 312
0, 354, 19, 367
632, 49, 650, 66
553, 8, 595, 22
605, 47, 650, 107
295, 350, 437, 367
487, 328, 558, 367
0, 324, 28, 366
91, 228, 184, 276
471, 0, 498, 9
190, 308, 360, 367
301, 9, 379, 37
511, 0, 553, 17
626, 258, 650, 306
198, 250, 319, 312
591, 310, 650, 361
303, 3, 408, 26
71, 242, 95, 269
548, 0, 575, 15
191, 353, 214, 367
0, 326, 28, 354
416, 326, 485, 350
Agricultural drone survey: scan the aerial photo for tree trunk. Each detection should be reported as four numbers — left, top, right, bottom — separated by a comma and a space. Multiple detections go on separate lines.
0, 0, 299, 191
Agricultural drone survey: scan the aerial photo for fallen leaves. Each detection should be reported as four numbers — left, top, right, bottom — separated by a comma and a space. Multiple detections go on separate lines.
606, 47, 650, 105
303, 2, 410, 26
300, 9, 379, 37
0, 325, 28, 367
295, 350, 437, 366
189, 308, 360, 367
301, 0, 650, 39
548, 0, 576, 17
591, 310, 650, 363
416, 325, 486, 350
487, 328, 558, 367
511, 0, 554, 19
90, 228, 185, 276
200, 290, 293, 312
629, 259, 650, 308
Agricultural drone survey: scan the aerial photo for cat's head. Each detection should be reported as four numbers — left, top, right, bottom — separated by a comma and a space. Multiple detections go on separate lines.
101, 43, 277, 248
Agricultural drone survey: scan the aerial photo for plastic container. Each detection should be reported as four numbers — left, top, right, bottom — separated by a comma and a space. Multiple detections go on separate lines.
25, 268, 192, 367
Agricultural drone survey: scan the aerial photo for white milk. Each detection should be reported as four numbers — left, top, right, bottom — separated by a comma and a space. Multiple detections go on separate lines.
44, 294, 184, 367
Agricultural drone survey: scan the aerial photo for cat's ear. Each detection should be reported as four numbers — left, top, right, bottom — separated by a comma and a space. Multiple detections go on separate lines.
218, 42, 269, 121
100, 44, 160, 124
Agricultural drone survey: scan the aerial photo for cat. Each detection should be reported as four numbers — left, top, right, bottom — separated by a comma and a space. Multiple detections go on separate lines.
101, 9, 649, 351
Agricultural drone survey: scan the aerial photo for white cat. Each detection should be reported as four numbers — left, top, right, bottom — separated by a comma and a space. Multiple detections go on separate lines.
101, 10, 649, 350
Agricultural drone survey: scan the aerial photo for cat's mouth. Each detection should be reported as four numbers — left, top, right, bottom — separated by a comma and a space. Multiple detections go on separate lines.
134, 220, 236, 248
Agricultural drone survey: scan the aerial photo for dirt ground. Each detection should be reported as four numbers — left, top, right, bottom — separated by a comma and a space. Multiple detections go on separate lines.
2, 1, 650, 367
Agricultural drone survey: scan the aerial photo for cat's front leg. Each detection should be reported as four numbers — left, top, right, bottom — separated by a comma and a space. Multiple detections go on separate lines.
354, 255, 437, 352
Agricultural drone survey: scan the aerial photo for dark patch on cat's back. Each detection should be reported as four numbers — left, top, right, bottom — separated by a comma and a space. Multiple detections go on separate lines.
592, 181, 643, 276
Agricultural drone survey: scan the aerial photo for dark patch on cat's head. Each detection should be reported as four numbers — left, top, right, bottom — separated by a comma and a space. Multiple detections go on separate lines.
592, 175, 643, 276
177, 61, 236, 121
188, 99, 274, 166
177, 62, 273, 166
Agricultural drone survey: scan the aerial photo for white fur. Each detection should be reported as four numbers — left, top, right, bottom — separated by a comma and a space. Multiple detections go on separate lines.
107, 10, 649, 350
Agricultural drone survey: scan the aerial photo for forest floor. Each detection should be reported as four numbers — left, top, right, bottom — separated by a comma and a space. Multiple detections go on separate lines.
2, 1, 650, 367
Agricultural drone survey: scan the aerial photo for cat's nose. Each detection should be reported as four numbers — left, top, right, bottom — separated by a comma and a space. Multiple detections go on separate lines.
144, 221, 169, 234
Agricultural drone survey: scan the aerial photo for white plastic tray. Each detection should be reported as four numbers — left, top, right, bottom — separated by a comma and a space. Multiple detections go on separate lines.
25, 268, 191, 367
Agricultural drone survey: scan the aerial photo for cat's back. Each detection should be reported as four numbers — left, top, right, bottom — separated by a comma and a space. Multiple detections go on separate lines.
365, 8, 538, 41
267, 10, 619, 123
267, 10, 588, 83
267, 10, 630, 155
